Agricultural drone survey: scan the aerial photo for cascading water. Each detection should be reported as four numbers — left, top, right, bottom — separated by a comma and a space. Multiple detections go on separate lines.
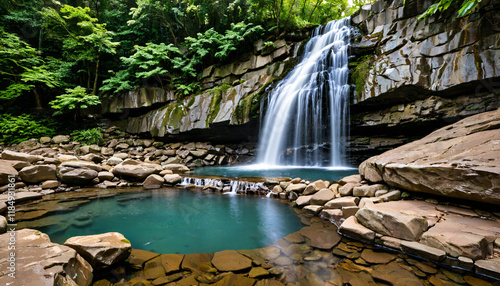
257, 18, 351, 167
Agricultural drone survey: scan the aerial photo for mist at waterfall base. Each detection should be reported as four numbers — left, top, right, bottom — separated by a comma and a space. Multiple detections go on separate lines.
37, 189, 303, 254
193, 19, 356, 180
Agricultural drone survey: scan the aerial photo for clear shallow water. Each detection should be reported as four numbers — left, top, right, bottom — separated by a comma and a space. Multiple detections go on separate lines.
37, 189, 304, 254
191, 165, 358, 182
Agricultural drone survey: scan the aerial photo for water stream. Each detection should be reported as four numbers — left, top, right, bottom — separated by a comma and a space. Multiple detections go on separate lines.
257, 18, 351, 167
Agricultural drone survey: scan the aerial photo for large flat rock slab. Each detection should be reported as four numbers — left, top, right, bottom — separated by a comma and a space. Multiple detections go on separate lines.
299, 226, 341, 250
0, 229, 93, 286
355, 200, 442, 241
211, 250, 252, 272
359, 110, 500, 204
420, 214, 500, 260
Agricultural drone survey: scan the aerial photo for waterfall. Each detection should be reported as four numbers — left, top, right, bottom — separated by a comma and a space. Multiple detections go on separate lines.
179, 177, 267, 194
256, 18, 351, 167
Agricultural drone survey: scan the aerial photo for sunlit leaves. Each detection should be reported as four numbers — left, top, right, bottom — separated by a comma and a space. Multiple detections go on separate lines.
49, 86, 100, 116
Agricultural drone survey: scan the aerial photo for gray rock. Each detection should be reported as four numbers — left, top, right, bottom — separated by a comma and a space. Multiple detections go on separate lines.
52, 135, 71, 144
475, 258, 500, 279
59, 167, 99, 185
65, 232, 132, 270
61, 161, 102, 172
107, 157, 124, 166
19, 165, 57, 184
0, 159, 30, 170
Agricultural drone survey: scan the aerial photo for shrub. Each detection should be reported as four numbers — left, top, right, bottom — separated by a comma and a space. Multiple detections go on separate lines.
0, 114, 56, 145
71, 127, 104, 145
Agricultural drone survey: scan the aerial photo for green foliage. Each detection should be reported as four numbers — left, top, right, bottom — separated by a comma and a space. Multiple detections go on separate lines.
351, 55, 375, 99
0, 28, 60, 101
101, 42, 185, 95
71, 128, 104, 145
49, 86, 101, 116
418, 0, 480, 20
0, 114, 56, 145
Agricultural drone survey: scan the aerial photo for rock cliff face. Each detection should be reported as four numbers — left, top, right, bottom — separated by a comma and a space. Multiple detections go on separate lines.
348, 0, 500, 163
107, 33, 310, 142
107, 0, 499, 163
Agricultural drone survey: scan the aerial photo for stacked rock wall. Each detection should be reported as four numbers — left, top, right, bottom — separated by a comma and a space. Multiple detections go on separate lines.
348, 0, 500, 164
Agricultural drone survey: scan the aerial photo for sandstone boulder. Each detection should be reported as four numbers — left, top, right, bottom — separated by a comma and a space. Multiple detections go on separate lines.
295, 195, 313, 207
164, 174, 182, 185
61, 161, 102, 172
303, 180, 329, 195
0, 159, 30, 170
324, 197, 359, 209
1, 150, 43, 163
353, 184, 388, 197
64, 232, 132, 270
52, 135, 70, 144
285, 183, 307, 193
19, 165, 57, 184
299, 226, 341, 250
162, 163, 190, 174
112, 159, 162, 180
0, 229, 93, 286
309, 189, 335, 205
359, 110, 500, 204
143, 174, 164, 189
355, 202, 430, 241
59, 167, 98, 185
0, 161, 17, 185
339, 216, 375, 241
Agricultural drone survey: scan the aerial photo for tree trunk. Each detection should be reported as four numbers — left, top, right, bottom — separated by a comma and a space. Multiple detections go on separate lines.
87, 63, 91, 90
308, 0, 322, 22
93, 58, 99, 95
32, 87, 42, 109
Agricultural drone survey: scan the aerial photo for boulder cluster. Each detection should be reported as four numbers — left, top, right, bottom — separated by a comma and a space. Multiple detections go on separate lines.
0, 127, 256, 195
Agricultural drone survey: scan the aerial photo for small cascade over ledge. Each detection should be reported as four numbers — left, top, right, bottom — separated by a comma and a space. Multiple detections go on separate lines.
179, 177, 268, 194
257, 18, 351, 167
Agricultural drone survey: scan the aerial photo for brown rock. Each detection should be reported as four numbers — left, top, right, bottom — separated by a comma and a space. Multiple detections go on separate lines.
162, 163, 190, 174
303, 180, 329, 195
64, 232, 132, 270
420, 214, 498, 260
1, 150, 43, 163
303, 205, 323, 215
359, 110, 500, 205
213, 274, 256, 286
339, 174, 362, 185
372, 261, 424, 286
112, 159, 162, 180
338, 216, 376, 241
295, 195, 313, 207
0, 161, 17, 185
182, 253, 214, 273
19, 165, 57, 183
164, 174, 182, 184
128, 249, 160, 269
286, 183, 307, 193
324, 197, 359, 209
143, 174, 164, 189
400, 241, 447, 262
0, 229, 93, 286
360, 249, 396, 264
310, 189, 335, 205
161, 253, 184, 273
212, 250, 252, 272
249, 267, 270, 278
353, 184, 388, 197
299, 226, 341, 249
339, 183, 356, 196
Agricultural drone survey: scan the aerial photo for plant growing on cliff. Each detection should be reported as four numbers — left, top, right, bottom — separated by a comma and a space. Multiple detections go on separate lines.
351, 55, 375, 100
417, 0, 480, 19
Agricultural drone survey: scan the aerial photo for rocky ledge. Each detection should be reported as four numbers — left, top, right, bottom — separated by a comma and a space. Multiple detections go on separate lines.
359, 109, 500, 205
